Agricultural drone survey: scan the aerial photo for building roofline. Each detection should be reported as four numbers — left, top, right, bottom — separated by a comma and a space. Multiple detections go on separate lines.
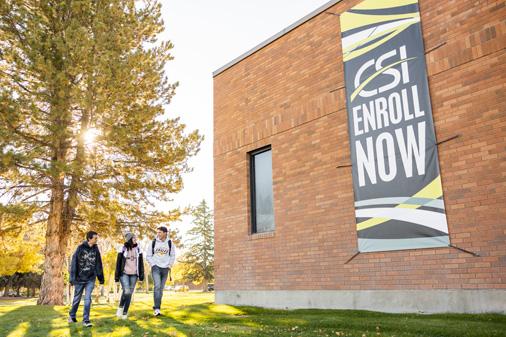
212, 0, 343, 77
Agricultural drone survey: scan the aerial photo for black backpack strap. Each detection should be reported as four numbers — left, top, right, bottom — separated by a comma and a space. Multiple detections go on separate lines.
153, 239, 172, 256
168, 240, 172, 281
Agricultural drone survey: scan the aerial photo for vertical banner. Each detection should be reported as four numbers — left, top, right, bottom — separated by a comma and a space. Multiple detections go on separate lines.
340, 0, 450, 252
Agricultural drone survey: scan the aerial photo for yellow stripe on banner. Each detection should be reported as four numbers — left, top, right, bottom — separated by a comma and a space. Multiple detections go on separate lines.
397, 203, 418, 209
356, 217, 390, 231
343, 19, 419, 62
340, 12, 418, 33
353, 0, 419, 11
413, 175, 443, 199
356, 176, 443, 231
350, 57, 416, 101
342, 17, 419, 54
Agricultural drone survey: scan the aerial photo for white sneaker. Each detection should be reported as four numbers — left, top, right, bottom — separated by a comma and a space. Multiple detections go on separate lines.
153, 309, 160, 316
116, 307, 123, 317
121, 314, 128, 320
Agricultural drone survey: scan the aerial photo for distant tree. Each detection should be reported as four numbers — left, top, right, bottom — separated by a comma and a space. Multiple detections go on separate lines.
0, 0, 201, 305
0, 213, 43, 296
170, 261, 197, 286
179, 200, 214, 291
0, 220, 43, 277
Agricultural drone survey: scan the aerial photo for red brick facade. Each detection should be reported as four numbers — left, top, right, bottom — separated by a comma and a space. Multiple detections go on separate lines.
213, 0, 506, 294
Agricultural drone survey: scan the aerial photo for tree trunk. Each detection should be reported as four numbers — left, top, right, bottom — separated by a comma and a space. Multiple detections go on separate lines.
202, 279, 208, 292
4, 275, 13, 296
38, 118, 80, 305
145, 263, 149, 293
66, 283, 71, 305
38, 99, 89, 306
113, 278, 118, 301
107, 272, 113, 303
38, 182, 69, 305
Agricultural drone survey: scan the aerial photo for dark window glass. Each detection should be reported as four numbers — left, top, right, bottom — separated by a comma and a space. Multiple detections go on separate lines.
250, 147, 275, 233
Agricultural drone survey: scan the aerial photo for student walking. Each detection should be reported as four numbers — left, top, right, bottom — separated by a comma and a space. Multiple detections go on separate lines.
146, 226, 176, 316
68, 231, 104, 327
114, 232, 144, 319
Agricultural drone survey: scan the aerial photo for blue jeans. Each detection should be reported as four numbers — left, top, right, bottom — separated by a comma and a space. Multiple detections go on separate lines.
69, 280, 95, 322
151, 266, 169, 310
119, 274, 137, 314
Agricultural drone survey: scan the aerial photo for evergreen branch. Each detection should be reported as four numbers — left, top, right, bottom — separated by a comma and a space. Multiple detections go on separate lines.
0, 184, 50, 190
20, 188, 50, 202
0, 70, 44, 97
14, 163, 48, 175
1, 116, 51, 147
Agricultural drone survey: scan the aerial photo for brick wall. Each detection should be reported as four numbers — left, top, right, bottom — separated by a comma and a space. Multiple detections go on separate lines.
213, 0, 506, 291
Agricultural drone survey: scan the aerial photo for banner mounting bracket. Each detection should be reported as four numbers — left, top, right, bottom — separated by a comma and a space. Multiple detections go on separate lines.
329, 85, 345, 93
437, 134, 460, 146
449, 244, 480, 257
425, 41, 447, 54
344, 251, 361, 264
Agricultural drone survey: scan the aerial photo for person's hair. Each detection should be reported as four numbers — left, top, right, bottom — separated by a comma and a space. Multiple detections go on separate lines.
157, 226, 168, 233
86, 231, 98, 241
124, 238, 138, 250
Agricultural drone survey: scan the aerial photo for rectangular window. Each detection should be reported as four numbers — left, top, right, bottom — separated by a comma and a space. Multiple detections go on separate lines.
250, 146, 275, 233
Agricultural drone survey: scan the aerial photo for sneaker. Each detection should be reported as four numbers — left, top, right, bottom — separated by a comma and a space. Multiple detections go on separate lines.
68, 316, 77, 323
153, 309, 160, 316
121, 314, 128, 320
83, 321, 93, 327
116, 307, 124, 318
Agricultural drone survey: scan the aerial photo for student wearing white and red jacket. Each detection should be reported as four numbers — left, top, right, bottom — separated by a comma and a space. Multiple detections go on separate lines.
114, 232, 144, 320
146, 226, 176, 316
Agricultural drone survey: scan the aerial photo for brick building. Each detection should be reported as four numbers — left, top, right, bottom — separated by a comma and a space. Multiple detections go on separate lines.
213, 0, 505, 313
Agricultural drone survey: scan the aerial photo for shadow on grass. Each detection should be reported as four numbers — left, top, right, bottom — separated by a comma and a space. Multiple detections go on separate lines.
0, 304, 59, 337
64, 302, 243, 337
1, 300, 505, 337
166, 303, 506, 337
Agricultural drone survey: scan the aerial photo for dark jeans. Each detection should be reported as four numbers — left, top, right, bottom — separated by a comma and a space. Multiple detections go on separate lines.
69, 280, 95, 322
119, 274, 137, 314
151, 265, 169, 310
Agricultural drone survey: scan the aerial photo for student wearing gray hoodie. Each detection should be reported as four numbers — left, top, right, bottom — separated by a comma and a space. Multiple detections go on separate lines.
146, 226, 176, 316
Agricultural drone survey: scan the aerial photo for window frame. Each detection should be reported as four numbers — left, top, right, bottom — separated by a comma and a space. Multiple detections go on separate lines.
249, 145, 274, 234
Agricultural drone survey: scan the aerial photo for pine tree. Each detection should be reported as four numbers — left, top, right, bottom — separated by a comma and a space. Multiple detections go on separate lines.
180, 200, 214, 291
0, 0, 201, 304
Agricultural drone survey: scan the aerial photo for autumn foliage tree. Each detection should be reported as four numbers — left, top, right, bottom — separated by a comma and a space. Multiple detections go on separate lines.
0, 220, 43, 277
0, 0, 201, 304
0, 211, 44, 296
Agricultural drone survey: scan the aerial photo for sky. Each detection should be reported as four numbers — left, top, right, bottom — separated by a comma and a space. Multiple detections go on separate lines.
158, 0, 331, 238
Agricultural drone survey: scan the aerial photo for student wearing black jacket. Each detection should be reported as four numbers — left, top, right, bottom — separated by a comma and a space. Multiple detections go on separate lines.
68, 231, 104, 327
114, 232, 144, 319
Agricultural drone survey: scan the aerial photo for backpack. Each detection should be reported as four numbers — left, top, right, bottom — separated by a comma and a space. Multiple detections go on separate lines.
152, 239, 172, 256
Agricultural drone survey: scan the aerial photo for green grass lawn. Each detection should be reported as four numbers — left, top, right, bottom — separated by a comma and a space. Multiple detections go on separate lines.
0, 291, 505, 337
